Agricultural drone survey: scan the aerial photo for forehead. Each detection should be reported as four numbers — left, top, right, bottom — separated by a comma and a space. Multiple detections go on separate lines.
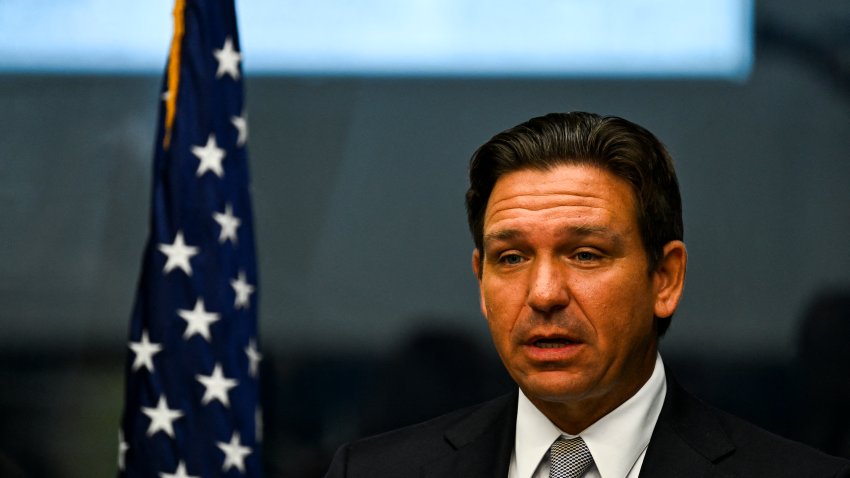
483, 164, 638, 232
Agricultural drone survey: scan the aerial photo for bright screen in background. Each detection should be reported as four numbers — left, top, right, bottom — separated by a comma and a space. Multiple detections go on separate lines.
0, 0, 753, 78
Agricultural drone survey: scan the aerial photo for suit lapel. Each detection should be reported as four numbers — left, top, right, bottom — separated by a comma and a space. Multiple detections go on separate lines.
424, 392, 517, 478
419, 375, 740, 477
640, 377, 736, 477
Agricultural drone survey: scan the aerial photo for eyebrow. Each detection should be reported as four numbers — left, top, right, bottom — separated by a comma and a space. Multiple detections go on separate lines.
483, 229, 524, 244
483, 225, 624, 248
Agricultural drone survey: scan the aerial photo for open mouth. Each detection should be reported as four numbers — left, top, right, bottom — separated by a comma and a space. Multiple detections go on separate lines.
533, 339, 574, 349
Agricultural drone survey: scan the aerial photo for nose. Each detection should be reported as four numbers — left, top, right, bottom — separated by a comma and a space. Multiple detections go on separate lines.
526, 256, 570, 315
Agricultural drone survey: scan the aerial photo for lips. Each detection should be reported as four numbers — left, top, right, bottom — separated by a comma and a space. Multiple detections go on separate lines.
528, 332, 582, 347
533, 339, 574, 349
523, 333, 584, 362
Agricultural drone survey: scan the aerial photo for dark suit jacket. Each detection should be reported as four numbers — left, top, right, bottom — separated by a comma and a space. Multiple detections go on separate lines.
325, 378, 850, 477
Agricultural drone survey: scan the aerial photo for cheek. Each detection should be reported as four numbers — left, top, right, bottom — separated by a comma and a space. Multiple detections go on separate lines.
482, 280, 525, 339
571, 271, 652, 334
484, 299, 514, 336
483, 277, 523, 309
569, 275, 610, 316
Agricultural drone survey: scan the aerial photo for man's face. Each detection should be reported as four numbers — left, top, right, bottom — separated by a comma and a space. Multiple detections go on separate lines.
473, 164, 683, 426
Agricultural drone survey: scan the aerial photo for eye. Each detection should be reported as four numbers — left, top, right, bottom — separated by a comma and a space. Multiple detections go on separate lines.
574, 251, 599, 262
499, 253, 524, 265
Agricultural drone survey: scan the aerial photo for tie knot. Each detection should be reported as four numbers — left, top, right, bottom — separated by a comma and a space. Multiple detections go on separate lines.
549, 436, 593, 478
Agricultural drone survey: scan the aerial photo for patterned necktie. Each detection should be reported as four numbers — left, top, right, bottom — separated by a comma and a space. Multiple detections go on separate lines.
548, 436, 594, 478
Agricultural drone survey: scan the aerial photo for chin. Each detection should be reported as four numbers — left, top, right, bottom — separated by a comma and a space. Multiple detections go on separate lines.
520, 370, 595, 403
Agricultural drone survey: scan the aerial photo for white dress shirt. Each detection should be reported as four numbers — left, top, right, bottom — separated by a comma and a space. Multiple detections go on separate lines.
508, 353, 667, 478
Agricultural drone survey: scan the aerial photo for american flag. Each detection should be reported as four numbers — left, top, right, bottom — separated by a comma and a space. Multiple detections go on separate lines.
118, 1, 263, 476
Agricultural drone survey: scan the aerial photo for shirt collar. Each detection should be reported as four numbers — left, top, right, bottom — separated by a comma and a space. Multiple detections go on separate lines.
514, 386, 564, 478
513, 353, 667, 478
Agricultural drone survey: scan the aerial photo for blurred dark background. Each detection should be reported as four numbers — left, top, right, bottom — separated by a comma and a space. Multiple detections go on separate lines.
2, 0, 850, 476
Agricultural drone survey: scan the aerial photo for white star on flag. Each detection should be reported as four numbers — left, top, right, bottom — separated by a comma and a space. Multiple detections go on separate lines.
159, 460, 199, 478
129, 330, 163, 372
217, 431, 252, 473
231, 113, 248, 147
191, 134, 226, 177
141, 395, 184, 438
118, 430, 129, 471
178, 298, 220, 341
213, 203, 241, 244
158, 231, 199, 275
245, 339, 262, 378
214, 36, 242, 80
196, 363, 239, 407
230, 270, 255, 309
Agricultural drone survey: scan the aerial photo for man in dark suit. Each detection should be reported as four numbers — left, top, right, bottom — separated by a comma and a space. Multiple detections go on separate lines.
325, 112, 850, 477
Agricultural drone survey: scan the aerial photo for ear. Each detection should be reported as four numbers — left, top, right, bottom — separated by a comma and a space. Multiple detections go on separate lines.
471, 248, 488, 318
652, 240, 687, 319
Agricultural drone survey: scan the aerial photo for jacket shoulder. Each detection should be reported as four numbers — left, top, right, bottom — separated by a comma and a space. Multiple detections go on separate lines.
647, 377, 850, 476
711, 404, 850, 475
324, 392, 516, 478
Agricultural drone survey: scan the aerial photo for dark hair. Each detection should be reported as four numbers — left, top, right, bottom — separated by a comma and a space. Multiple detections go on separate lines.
465, 112, 683, 335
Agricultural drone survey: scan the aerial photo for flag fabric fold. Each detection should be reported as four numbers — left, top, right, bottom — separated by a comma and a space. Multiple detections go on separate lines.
118, 1, 262, 476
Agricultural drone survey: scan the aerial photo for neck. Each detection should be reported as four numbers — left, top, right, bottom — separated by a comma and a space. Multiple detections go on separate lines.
528, 352, 657, 434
